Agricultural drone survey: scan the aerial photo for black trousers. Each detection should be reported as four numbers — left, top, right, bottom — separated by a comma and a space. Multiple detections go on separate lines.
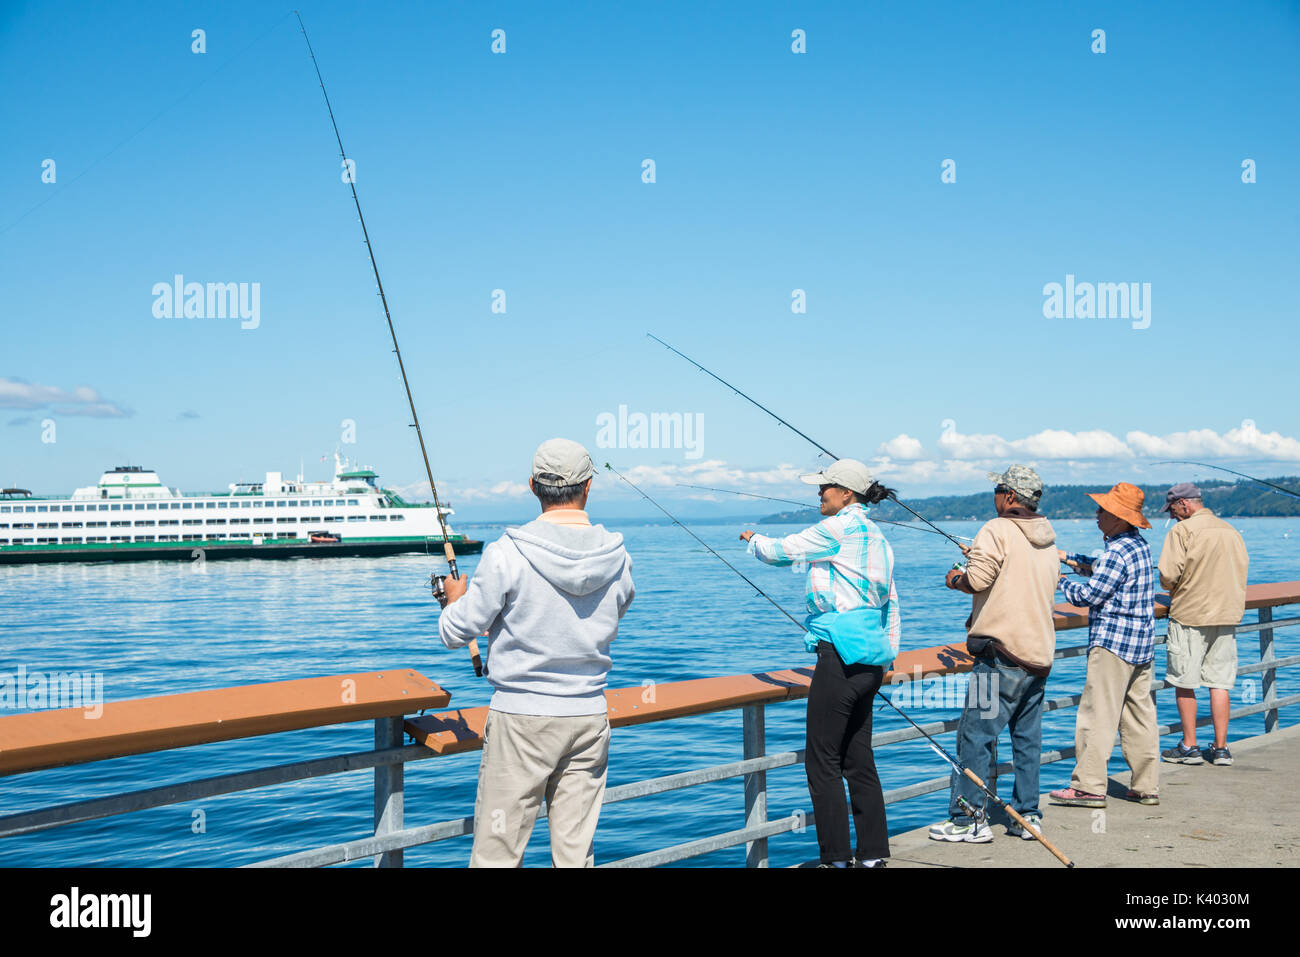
805, 641, 889, 862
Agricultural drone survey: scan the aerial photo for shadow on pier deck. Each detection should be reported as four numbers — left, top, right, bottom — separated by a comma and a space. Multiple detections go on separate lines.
888, 723, 1300, 868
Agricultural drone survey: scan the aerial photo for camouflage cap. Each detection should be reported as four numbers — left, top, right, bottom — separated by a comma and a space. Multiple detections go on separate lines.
986, 464, 1044, 505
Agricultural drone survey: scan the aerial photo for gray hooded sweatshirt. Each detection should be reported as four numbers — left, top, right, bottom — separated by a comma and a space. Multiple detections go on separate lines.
438, 517, 635, 716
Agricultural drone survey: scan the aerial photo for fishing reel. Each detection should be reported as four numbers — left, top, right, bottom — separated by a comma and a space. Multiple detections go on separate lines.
430, 573, 449, 608
955, 796, 986, 829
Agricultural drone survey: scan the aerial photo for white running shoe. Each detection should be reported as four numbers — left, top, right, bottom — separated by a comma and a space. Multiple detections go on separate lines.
928, 818, 993, 843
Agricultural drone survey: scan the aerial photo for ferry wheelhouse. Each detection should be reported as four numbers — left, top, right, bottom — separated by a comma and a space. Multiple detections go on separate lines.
0, 455, 478, 561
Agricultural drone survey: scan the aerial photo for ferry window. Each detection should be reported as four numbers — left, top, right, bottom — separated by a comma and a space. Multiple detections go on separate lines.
182, 503, 192, 510
0, 507, 8, 513
206, 519, 227, 525
98, 505, 108, 511
61, 522, 83, 529
37, 522, 58, 529
311, 500, 322, 506
62, 505, 73, 512
74, 505, 84, 512
254, 517, 272, 524
147, 503, 157, 510
111, 505, 121, 511
390, 514, 405, 521
348, 516, 365, 522
38, 506, 48, 513
218, 501, 229, 509
205, 502, 216, 509
276, 517, 295, 523
347, 499, 359, 506
371, 515, 387, 521
275, 500, 287, 507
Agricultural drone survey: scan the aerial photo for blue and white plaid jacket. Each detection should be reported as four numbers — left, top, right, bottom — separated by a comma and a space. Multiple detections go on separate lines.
1060, 529, 1155, 664
748, 503, 901, 655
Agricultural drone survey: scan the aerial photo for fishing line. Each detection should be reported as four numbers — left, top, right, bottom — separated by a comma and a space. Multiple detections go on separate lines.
648, 334, 970, 552
1154, 461, 1300, 501
296, 12, 481, 677
610, 463, 1074, 866
676, 483, 973, 542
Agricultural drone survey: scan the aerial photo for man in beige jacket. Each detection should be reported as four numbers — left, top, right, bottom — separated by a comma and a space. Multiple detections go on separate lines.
1157, 483, 1249, 767
929, 465, 1060, 843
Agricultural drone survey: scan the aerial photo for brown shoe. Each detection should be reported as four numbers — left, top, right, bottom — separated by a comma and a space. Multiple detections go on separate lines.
1126, 789, 1159, 805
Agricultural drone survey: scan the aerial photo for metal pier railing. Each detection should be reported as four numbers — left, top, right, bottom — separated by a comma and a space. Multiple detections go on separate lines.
2, 584, 1298, 867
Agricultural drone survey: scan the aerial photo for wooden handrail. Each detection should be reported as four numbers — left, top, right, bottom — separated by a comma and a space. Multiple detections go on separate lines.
0, 670, 449, 776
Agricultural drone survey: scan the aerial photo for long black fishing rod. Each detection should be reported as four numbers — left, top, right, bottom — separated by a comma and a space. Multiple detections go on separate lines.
1154, 461, 1300, 501
648, 334, 969, 552
612, 463, 1073, 866
296, 12, 481, 677
675, 484, 975, 542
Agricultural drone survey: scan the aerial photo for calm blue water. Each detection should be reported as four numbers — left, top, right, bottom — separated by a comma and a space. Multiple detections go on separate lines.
2, 516, 1297, 867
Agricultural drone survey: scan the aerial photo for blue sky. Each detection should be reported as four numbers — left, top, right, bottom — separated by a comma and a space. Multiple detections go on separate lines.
2, 1, 1298, 520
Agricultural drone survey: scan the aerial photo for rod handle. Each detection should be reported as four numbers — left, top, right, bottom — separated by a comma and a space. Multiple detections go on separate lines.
961, 768, 1075, 867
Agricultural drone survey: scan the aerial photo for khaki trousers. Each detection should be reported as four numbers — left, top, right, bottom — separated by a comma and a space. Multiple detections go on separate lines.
1071, 647, 1160, 796
469, 709, 609, 868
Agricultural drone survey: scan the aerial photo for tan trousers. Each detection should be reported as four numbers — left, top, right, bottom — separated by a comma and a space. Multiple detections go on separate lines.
1071, 647, 1160, 796
468, 709, 610, 868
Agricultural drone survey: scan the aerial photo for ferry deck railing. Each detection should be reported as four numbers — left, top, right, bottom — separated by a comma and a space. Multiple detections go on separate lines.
1, 582, 1298, 868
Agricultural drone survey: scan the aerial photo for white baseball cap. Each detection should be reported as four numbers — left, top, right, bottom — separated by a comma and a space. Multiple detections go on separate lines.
532, 438, 595, 487
799, 459, 876, 495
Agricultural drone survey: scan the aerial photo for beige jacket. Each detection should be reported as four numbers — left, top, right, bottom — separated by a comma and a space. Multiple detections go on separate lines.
964, 509, 1059, 675
1158, 508, 1248, 626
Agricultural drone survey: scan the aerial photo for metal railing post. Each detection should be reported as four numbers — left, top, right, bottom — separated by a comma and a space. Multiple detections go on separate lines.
374, 717, 404, 867
988, 736, 998, 796
742, 704, 768, 868
1258, 607, 1277, 733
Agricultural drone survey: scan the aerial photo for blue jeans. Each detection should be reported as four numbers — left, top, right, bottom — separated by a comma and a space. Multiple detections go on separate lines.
948, 656, 1046, 823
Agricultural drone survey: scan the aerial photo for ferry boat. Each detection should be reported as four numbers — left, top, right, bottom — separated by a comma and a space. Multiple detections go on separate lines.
0, 454, 481, 564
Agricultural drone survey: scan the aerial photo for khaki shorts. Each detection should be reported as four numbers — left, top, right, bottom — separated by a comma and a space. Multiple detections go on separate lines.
1166, 619, 1238, 691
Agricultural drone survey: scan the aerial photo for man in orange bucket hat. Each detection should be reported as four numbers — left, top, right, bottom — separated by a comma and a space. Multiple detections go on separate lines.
1050, 482, 1160, 808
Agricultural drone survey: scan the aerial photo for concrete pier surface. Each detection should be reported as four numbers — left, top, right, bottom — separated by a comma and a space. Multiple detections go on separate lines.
888, 724, 1300, 868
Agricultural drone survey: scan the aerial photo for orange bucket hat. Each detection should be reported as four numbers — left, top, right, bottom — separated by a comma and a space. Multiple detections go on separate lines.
1088, 482, 1151, 529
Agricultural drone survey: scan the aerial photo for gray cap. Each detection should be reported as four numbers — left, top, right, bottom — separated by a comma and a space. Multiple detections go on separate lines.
1160, 482, 1202, 512
532, 438, 594, 487
987, 464, 1044, 505
800, 458, 876, 495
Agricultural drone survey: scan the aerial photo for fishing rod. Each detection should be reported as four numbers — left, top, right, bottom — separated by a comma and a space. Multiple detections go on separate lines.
648, 334, 970, 552
1154, 461, 1300, 501
610, 463, 1074, 866
676, 483, 974, 542
296, 12, 482, 677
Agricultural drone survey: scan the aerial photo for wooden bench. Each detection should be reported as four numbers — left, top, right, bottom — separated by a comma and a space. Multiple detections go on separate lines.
0, 669, 449, 776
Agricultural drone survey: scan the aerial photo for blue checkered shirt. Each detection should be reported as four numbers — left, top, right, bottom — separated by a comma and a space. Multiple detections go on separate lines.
1060, 529, 1155, 664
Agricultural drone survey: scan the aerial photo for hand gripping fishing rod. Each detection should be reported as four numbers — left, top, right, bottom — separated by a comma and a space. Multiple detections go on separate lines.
676, 483, 974, 542
296, 12, 482, 677
609, 465, 1074, 867
647, 334, 970, 552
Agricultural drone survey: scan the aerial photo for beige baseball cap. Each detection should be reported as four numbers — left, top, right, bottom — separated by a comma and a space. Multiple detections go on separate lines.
532, 438, 595, 487
799, 458, 876, 495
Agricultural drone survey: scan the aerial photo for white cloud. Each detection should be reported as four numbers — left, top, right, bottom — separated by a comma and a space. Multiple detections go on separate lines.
936, 424, 1130, 460
0, 377, 131, 418
1126, 419, 1300, 461
876, 434, 926, 459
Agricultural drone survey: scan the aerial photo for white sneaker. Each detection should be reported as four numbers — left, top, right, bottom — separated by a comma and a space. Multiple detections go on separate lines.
1007, 814, 1043, 841
928, 818, 993, 843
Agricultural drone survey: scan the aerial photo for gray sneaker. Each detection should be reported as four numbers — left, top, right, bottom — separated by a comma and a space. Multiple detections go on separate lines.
1006, 814, 1043, 841
1208, 746, 1233, 766
1161, 741, 1204, 765
928, 818, 993, 843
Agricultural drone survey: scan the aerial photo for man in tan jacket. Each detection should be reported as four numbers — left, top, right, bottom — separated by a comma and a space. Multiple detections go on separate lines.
929, 465, 1060, 843
1157, 483, 1249, 767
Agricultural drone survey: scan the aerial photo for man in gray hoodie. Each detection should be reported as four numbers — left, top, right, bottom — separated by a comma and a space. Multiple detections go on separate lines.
439, 438, 635, 867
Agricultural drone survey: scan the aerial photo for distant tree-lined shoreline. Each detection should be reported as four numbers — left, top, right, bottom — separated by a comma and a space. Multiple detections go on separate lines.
760, 476, 1300, 524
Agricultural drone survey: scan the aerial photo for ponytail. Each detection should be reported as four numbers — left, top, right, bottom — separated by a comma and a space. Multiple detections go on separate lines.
856, 482, 895, 506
